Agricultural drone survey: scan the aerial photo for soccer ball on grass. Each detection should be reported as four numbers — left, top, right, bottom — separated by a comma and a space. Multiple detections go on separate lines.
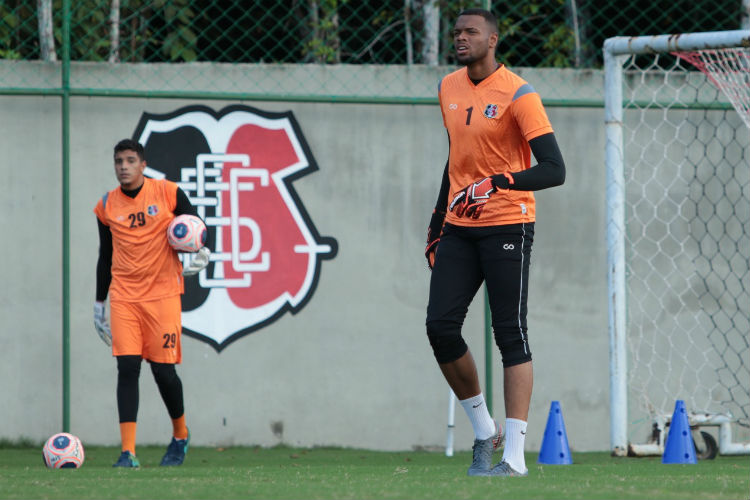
167, 214, 207, 253
42, 433, 85, 468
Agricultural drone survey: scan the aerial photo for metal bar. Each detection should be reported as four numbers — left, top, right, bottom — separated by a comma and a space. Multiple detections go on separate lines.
604, 30, 750, 56
718, 422, 750, 455
68, 89, 441, 105
0, 88, 65, 96
445, 390, 456, 457
61, 0, 71, 433
62, 91, 605, 109
603, 43, 628, 457
0, 88, 735, 111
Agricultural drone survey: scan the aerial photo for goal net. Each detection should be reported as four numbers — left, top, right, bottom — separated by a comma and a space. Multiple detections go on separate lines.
604, 31, 750, 456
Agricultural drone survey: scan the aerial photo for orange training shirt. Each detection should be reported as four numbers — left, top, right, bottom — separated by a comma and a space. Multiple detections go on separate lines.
94, 177, 184, 302
439, 64, 554, 226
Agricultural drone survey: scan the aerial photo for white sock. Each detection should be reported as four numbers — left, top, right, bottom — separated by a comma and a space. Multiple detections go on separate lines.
502, 418, 528, 473
459, 394, 496, 441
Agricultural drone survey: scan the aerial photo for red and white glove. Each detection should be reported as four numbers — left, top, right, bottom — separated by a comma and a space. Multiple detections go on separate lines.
449, 177, 497, 219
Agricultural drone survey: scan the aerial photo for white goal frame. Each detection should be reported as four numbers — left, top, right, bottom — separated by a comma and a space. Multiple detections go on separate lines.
604, 30, 750, 457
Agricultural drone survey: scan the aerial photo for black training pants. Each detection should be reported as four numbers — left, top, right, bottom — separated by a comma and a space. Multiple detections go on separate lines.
426, 222, 534, 367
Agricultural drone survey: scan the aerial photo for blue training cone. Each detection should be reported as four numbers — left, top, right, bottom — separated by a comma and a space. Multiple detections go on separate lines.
538, 400, 573, 464
662, 400, 697, 464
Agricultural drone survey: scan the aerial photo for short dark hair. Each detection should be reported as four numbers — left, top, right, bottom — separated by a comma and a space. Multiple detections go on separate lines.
114, 138, 145, 160
457, 8, 498, 34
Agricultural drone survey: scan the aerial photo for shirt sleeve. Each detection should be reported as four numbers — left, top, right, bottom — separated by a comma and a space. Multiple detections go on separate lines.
438, 77, 449, 129
93, 197, 106, 224
511, 87, 554, 142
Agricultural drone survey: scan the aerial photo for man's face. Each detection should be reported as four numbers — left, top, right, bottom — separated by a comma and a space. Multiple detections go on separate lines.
114, 149, 146, 189
453, 15, 496, 65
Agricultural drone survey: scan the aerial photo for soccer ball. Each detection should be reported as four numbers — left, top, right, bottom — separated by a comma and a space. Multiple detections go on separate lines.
42, 433, 85, 469
167, 214, 207, 253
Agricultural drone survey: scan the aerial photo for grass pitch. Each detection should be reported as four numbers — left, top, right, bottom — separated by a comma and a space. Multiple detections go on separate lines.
1, 445, 747, 499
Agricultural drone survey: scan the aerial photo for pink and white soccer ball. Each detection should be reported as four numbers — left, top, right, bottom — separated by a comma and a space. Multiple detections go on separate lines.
42, 433, 85, 469
167, 214, 207, 253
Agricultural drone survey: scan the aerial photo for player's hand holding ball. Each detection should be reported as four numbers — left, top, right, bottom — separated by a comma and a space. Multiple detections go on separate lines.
182, 247, 211, 276
166, 214, 211, 276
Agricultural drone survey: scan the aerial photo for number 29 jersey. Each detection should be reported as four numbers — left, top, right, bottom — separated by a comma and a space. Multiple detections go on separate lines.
94, 177, 184, 302
439, 64, 554, 226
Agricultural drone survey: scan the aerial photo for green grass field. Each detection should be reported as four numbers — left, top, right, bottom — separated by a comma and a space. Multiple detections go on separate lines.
1, 445, 748, 499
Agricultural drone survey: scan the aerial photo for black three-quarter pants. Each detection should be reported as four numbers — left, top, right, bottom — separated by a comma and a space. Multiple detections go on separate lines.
426, 222, 534, 367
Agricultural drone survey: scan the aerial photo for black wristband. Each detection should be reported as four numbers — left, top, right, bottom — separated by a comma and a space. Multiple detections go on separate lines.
491, 174, 511, 190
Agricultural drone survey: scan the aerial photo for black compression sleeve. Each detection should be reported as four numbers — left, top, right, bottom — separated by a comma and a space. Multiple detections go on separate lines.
173, 187, 214, 250
491, 132, 566, 191
96, 218, 113, 302
174, 187, 198, 217
434, 160, 450, 213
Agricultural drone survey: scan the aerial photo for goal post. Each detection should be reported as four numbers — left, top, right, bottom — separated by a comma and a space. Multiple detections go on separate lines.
604, 30, 750, 457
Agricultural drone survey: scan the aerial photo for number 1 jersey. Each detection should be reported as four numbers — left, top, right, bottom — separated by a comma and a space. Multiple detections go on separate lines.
439, 65, 554, 226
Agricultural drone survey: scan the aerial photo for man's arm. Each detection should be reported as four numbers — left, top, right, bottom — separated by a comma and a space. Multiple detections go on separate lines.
491, 132, 565, 190
434, 159, 451, 212
174, 187, 214, 250
425, 159, 450, 270
96, 219, 112, 302
449, 132, 565, 219
94, 218, 113, 346
174, 187, 213, 276
173, 187, 199, 217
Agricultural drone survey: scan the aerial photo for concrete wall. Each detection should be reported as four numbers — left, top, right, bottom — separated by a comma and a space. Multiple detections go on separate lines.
1, 61, 732, 453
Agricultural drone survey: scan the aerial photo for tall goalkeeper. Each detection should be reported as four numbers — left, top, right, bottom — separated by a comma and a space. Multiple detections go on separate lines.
424, 8, 566, 477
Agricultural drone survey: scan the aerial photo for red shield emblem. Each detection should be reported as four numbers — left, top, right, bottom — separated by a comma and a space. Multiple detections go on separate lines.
132, 105, 337, 351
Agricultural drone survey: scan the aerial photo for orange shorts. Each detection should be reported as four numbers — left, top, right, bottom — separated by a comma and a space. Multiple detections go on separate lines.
110, 295, 182, 364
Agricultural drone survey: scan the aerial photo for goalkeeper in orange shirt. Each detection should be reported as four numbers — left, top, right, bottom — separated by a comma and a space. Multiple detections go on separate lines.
93, 139, 211, 467
424, 9, 566, 477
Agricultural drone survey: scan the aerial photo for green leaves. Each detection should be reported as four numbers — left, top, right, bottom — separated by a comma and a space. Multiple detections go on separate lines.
0, 0, 743, 67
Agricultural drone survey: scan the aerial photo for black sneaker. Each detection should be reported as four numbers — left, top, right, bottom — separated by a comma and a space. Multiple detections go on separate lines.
113, 451, 140, 468
159, 429, 190, 466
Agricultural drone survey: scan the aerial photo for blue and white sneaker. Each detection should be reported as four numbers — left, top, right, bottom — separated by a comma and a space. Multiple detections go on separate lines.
159, 429, 190, 466
113, 451, 140, 468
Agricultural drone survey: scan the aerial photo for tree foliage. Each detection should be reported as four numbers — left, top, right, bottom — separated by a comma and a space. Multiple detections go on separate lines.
0, 0, 743, 67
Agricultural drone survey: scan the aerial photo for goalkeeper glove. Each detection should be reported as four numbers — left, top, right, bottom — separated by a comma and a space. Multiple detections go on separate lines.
449, 177, 498, 219
425, 209, 445, 270
93, 301, 111, 346
182, 247, 211, 276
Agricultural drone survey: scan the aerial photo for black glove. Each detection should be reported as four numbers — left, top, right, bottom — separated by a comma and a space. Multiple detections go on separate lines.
425, 209, 446, 270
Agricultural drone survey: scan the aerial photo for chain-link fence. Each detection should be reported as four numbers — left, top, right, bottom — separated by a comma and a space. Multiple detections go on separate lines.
2, 1, 747, 445
1, 0, 747, 100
